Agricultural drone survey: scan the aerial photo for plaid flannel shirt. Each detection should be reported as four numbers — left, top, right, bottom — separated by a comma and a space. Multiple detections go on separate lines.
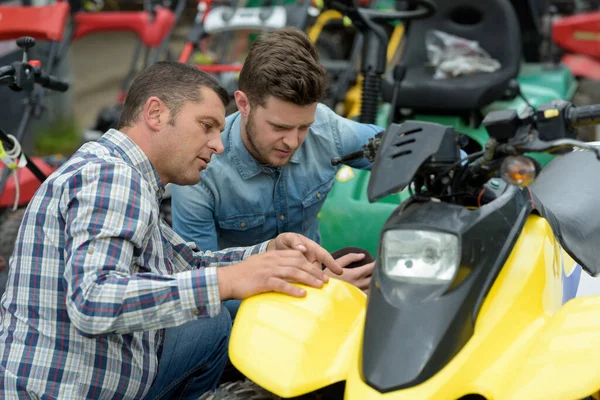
0, 129, 268, 399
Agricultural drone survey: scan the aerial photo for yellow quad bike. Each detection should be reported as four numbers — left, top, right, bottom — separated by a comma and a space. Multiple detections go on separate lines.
216, 100, 600, 400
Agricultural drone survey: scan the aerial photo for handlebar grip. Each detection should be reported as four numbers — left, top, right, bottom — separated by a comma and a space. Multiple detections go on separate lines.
331, 150, 365, 166
36, 72, 69, 92
0, 65, 15, 80
571, 104, 600, 126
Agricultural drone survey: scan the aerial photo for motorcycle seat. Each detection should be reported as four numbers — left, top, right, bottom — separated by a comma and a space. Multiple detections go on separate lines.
382, 0, 521, 112
530, 149, 600, 276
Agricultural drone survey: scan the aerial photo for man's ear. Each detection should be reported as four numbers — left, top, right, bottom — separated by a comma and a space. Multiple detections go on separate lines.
142, 96, 170, 131
234, 90, 251, 117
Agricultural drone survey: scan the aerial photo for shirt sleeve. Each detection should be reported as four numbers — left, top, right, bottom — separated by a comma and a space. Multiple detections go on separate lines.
170, 181, 220, 251
61, 162, 266, 338
161, 219, 269, 273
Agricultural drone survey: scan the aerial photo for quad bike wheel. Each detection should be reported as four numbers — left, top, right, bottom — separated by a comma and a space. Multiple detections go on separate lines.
0, 207, 26, 294
198, 380, 280, 400
198, 379, 345, 400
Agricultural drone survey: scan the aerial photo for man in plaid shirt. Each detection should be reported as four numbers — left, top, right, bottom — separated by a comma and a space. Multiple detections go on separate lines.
0, 62, 342, 399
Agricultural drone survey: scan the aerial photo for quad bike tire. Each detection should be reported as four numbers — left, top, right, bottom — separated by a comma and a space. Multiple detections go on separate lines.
198, 379, 345, 400
198, 380, 280, 400
0, 207, 26, 295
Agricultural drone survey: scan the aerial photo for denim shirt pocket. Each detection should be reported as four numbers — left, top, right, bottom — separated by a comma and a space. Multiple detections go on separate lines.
217, 214, 266, 246
301, 177, 335, 233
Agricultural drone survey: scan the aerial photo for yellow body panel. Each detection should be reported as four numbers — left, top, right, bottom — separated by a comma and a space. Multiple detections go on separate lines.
345, 216, 600, 400
228, 279, 366, 398
230, 215, 600, 399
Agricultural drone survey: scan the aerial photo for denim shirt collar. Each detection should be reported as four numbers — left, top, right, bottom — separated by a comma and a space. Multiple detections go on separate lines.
228, 112, 304, 180
100, 129, 165, 200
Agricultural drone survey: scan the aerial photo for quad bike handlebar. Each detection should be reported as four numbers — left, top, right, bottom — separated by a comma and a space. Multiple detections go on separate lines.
481, 100, 600, 160
334, 100, 600, 203
336, 100, 600, 168
569, 103, 600, 126
331, 132, 382, 165
325, 0, 435, 22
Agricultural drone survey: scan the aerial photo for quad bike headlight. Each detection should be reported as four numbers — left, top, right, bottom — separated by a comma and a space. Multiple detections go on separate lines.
381, 230, 460, 301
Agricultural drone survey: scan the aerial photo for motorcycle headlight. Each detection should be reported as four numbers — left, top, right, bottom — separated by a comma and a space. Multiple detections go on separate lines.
381, 230, 460, 302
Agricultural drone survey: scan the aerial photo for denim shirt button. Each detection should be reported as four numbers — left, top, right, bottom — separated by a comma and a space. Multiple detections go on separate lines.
316, 192, 321, 199
240, 221, 246, 228
280, 215, 285, 221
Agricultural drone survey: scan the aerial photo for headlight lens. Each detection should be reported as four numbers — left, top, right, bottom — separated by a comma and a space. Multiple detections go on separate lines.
381, 230, 460, 301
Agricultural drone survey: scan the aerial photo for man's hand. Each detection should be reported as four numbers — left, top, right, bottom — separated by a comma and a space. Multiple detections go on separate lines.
217, 249, 329, 300
267, 233, 343, 276
325, 252, 374, 293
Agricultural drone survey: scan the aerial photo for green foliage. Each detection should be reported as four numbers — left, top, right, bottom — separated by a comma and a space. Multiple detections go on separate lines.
34, 118, 81, 157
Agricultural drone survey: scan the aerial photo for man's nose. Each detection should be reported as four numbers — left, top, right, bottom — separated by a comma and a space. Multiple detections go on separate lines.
210, 136, 225, 154
282, 132, 299, 149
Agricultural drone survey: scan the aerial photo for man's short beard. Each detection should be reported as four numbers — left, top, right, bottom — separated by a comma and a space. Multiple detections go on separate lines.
244, 110, 291, 167
245, 111, 269, 165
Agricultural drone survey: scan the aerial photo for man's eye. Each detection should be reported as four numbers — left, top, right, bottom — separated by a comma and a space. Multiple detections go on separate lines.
201, 122, 211, 131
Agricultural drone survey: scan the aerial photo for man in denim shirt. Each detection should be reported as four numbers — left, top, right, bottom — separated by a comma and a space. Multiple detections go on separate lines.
171, 28, 382, 316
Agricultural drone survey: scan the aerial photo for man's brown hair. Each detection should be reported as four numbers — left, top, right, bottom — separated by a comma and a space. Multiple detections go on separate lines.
118, 61, 229, 129
238, 27, 328, 107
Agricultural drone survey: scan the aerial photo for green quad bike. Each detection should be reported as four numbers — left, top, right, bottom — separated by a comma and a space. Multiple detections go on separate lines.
318, 0, 579, 256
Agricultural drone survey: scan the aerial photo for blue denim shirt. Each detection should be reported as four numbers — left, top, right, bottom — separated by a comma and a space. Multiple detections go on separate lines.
171, 103, 383, 251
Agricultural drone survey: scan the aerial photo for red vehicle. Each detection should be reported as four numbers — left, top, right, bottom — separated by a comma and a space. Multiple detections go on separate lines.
553, 8, 600, 79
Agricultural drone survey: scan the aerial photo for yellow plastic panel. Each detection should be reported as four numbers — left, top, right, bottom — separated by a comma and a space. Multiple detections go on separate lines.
229, 278, 366, 398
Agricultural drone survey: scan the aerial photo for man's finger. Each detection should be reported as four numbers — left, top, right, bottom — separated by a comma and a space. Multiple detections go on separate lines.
269, 277, 307, 297
277, 267, 324, 288
280, 257, 329, 282
271, 249, 306, 259
357, 277, 372, 291
335, 252, 366, 268
280, 233, 308, 253
281, 234, 343, 275
358, 261, 375, 278
307, 243, 343, 275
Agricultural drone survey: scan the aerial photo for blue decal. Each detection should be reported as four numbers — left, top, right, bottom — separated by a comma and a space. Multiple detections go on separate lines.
562, 263, 582, 304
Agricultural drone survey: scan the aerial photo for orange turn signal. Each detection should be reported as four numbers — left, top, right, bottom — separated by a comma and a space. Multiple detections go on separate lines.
500, 156, 536, 187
